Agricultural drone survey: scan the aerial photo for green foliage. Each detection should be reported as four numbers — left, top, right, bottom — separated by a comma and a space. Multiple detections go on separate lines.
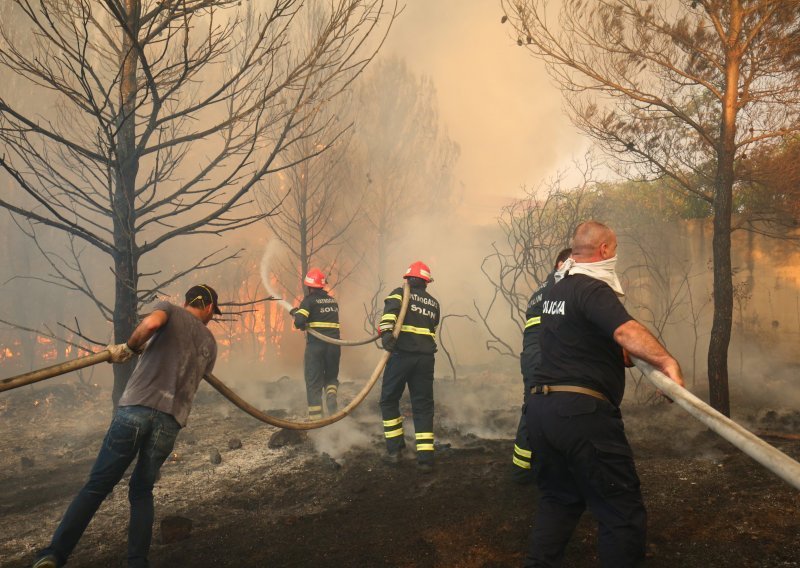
595, 179, 711, 225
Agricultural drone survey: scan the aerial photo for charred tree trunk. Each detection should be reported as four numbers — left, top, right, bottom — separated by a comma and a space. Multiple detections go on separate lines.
300, 232, 309, 287
299, 162, 310, 291
112, 0, 141, 406
708, 35, 742, 418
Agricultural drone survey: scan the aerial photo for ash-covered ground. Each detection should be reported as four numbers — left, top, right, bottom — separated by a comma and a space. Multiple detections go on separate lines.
1, 368, 799, 568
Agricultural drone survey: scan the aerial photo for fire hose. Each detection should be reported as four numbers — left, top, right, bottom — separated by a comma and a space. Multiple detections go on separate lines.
0, 283, 410, 431
306, 328, 379, 346
633, 357, 800, 491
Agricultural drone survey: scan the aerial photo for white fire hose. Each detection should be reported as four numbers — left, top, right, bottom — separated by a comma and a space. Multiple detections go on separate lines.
633, 357, 800, 491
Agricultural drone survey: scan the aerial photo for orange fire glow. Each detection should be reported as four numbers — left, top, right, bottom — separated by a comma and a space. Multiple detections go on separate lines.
0, 261, 311, 370
210, 264, 304, 363
0, 334, 94, 371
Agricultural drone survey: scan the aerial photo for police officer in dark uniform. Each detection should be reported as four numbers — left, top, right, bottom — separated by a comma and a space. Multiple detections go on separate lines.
378, 261, 440, 472
524, 221, 684, 567
512, 248, 572, 483
292, 268, 341, 420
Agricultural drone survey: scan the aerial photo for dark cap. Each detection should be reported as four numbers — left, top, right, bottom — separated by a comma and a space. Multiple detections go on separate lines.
185, 284, 222, 315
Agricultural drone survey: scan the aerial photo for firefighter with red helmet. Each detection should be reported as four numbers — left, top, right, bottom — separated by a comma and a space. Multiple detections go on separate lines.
292, 268, 341, 420
377, 261, 440, 472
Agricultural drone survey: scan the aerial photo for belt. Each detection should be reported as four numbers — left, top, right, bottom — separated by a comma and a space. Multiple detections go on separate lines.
530, 384, 609, 403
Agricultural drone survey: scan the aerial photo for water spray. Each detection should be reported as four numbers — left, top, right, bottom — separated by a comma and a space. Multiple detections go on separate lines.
260, 239, 380, 346
259, 240, 294, 312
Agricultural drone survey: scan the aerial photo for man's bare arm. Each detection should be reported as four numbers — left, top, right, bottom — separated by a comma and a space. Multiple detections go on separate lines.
613, 320, 685, 388
126, 310, 168, 352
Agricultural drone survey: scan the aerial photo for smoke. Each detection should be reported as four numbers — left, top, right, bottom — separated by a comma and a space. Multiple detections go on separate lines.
260, 240, 293, 313
308, 419, 374, 459
209, 353, 307, 418
380, 1, 587, 224
435, 368, 521, 440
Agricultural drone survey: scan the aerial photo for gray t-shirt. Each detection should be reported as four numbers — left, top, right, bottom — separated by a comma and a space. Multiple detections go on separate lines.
119, 301, 217, 427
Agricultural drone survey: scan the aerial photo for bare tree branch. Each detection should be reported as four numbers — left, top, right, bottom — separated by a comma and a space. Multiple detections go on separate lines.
0, 0, 399, 402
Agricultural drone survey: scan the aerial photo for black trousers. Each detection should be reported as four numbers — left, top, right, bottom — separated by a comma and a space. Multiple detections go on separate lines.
379, 351, 435, 463
511, 374, 537, 483
304, 338, 341, 417
524, 393, 646, 568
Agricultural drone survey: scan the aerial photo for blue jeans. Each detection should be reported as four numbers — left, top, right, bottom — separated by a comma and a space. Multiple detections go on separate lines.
40, 405, 180, 568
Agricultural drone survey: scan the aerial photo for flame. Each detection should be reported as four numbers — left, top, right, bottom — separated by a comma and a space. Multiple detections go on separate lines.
0, 241, 311, 368
207, 252, 299, 363
0, 332, 96, 368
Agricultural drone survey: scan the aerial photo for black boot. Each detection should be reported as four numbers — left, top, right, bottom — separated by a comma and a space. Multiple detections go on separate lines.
326, 394, 338, 414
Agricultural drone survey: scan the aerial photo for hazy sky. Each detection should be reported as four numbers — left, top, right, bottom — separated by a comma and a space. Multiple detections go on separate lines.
379, 1, 589, 224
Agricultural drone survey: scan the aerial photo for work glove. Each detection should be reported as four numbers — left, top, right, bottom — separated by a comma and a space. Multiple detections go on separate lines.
381, 333, 397, 352
106, 343, 137, 364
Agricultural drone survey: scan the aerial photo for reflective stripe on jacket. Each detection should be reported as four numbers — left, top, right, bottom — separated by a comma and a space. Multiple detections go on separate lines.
294, 289, 340, 339
379, 285, 439, 354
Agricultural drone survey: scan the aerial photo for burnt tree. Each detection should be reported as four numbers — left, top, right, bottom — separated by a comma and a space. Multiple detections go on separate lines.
0, 0, 397, 404
257, 99, 363, 296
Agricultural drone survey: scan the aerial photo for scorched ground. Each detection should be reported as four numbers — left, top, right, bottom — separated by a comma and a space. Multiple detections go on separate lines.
1, 370, 799, 567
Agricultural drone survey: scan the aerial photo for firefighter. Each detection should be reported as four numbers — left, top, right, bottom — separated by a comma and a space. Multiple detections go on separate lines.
291, 268, 341, 420
377, 261, 440, 473
512, 248, 572, 483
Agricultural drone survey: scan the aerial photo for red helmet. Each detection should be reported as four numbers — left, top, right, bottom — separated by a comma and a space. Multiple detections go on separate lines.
304, 268, 327, 288
404, 261, 433, 283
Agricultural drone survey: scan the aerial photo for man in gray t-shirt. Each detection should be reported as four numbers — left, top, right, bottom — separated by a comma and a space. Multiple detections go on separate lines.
119, 299, 217, 426
33, 284, 220, 568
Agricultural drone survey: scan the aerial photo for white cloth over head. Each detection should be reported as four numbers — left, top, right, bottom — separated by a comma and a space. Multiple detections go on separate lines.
554, 256, 625, 297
